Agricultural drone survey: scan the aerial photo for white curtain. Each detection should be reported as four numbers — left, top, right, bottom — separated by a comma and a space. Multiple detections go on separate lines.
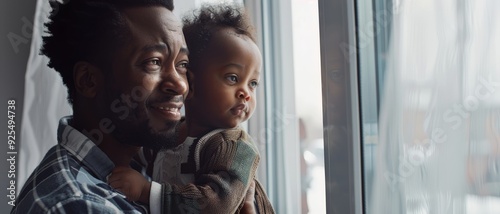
19, 0, 72, 190
372, 0, 500, 213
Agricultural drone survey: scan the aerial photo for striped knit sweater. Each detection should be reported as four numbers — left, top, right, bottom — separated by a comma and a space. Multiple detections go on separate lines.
155, 128, 275, 214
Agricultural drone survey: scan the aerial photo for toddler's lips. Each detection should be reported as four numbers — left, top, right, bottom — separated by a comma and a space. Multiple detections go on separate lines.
231, 104, 247, 116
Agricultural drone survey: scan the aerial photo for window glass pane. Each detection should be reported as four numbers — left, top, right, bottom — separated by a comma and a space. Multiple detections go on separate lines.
201, 0, 237, 3
359, 0, 500, 213
291, 0, 325, 213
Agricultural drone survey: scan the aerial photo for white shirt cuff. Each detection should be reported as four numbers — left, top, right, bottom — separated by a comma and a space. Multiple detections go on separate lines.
150, 181, 162, 214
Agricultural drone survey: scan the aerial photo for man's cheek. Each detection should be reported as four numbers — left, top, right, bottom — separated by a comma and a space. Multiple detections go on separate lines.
130, 86, 149, 102
141, 75, 158, 91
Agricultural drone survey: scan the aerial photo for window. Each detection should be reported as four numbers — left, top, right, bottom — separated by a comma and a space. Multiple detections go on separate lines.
245, 0, 325, 213
250, 0, 500, 213
360, 0, 500, 213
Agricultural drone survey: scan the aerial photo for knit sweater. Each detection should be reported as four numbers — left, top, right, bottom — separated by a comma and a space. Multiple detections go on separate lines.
153, 128, 275, 214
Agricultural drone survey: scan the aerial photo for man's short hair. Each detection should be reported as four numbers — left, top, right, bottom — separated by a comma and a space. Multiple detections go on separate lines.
41, 0, 174, 105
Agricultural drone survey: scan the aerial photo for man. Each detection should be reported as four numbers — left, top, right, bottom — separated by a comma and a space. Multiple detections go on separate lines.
12, 0, 255, 213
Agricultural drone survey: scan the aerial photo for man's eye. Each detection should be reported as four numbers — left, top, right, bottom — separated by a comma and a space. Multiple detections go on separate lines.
176, 62, 189, 74
177, 62, 189, 68
143, 59, 161, 71
226, 75, 238, 83
250, 81, 259, 89
145, 59, 160, 65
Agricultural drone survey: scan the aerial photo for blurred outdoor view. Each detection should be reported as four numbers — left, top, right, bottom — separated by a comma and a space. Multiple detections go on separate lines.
291, 0, 326, 213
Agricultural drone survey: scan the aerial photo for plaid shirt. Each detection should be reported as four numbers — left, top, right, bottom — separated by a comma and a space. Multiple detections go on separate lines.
11, 116, 148, 213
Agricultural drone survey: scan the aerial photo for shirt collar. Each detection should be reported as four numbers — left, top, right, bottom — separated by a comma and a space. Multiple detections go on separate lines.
57, 116, 115, 181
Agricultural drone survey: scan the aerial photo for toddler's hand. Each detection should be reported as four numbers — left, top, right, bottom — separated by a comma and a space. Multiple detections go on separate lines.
240, 180, 257, 214
108, 166, 151, 204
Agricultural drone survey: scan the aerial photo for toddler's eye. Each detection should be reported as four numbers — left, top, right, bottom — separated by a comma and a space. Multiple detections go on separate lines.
226, 75, 238, 83
250, 81, 259, 89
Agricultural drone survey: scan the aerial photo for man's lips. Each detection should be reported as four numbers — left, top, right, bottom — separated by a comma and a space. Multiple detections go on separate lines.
150, 102, 183, 119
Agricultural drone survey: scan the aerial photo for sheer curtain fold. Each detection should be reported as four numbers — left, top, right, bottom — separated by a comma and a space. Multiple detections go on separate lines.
372, 0, 500, 213
19, 0, 72, 190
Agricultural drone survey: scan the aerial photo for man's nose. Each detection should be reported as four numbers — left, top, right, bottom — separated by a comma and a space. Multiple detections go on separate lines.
159, 66, 188, 95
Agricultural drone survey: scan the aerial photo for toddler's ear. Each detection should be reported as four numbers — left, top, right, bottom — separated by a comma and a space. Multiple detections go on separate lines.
186, 70, 195, 99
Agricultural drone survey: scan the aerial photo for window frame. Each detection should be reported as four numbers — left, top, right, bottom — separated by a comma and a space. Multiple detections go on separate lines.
318, 0, 364, 213
246, 0, 364, 213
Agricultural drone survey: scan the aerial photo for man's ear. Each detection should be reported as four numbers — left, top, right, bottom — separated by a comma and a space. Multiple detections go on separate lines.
186, 70, 195, 99
73, 61, 104, 99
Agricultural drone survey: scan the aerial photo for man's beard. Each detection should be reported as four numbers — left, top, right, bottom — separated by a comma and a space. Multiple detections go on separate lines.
112, 116, 180, 151
111, 105, 183, 150
102, 90, 181, 151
